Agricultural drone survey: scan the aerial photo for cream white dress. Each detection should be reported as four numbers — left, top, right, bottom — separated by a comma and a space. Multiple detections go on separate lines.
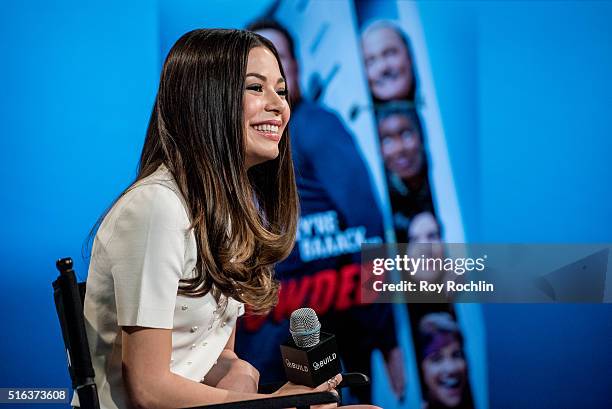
75, 165, 244, 409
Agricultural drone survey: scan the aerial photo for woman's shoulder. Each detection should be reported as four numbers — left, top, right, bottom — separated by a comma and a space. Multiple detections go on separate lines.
99, 165, 191, 243
133, 163, 180, 194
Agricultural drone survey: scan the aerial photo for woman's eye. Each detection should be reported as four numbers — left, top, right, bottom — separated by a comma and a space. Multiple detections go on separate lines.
276, 89, 288, 97
246, 84, 263, 92
428, 354, 442, 364
401, 130, 415, 140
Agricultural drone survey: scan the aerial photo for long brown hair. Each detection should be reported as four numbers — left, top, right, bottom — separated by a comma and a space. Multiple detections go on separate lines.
107, 29, 297, 313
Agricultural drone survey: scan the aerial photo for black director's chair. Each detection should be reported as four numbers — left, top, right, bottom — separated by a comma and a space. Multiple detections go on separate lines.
53, 257, 368, 409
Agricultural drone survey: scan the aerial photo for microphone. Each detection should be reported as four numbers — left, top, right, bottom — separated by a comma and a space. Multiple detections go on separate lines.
280, 308, 341, 387
290, 307, 321, 347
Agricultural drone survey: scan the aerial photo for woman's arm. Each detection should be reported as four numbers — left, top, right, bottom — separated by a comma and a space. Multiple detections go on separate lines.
224, 325, 237, 351
121, 326, 265, 409
202, 326, 260, 393
122, 326, 342, 408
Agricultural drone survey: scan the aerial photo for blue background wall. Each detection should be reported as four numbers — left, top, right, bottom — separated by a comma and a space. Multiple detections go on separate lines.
0, 1, 160, 401
1, 1, 610, 408
418, 2, 612, 407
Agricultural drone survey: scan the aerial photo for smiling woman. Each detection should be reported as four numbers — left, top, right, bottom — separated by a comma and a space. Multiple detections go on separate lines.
243, 46, 290, 168
77, 28, 372, 409
78, 27, 382, 409
418, 313, 471, 409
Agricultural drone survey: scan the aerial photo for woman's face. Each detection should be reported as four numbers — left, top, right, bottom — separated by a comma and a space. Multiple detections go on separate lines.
244, 46, 290, 168
422, 340, 467, 408
378, 113, 424, 181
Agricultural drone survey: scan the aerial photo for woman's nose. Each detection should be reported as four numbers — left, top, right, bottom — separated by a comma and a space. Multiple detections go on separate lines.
265, 90, 285, 114
441, 358, 461, 374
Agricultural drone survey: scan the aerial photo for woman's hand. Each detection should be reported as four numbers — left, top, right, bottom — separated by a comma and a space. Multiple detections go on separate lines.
271, 374, 342, 409
204, 351, 260, 393
216, 359, 260, 393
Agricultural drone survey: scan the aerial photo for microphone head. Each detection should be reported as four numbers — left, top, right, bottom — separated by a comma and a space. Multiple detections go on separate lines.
289, 308, 321, 348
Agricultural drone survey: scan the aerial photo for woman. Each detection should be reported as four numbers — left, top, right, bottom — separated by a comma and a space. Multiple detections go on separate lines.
418, 313, 472, 409
82, 29, 377, 409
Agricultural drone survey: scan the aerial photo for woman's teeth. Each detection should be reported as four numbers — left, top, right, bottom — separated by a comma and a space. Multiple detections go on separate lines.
439, 376, 460, 388
253, 124, 279, 133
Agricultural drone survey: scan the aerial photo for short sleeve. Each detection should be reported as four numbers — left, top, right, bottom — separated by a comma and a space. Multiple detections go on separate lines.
237, 302, 245, 317
105, 184, 189, 329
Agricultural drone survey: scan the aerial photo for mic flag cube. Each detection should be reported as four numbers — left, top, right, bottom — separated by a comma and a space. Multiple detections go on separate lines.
280, 331, 341, 387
